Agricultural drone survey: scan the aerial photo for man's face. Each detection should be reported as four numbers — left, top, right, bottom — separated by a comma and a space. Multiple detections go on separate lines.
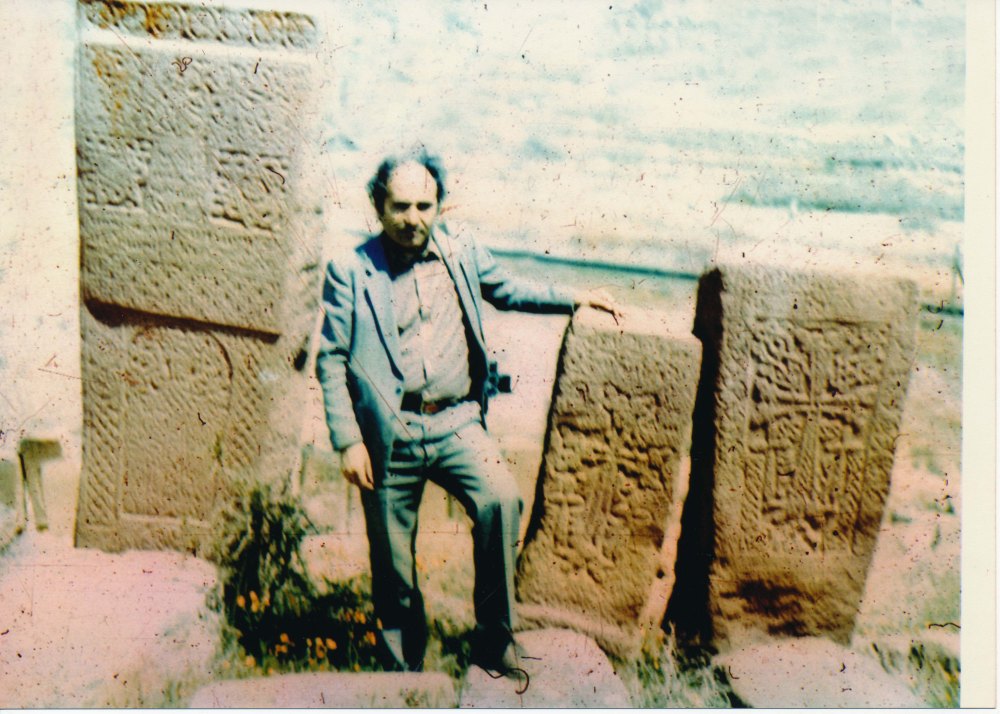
378, 162, 440, 252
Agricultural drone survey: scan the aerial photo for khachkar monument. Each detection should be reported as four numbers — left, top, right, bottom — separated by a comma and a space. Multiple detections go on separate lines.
669, 265, 917, 650
74, 0, 324, 554
517, 309, 701, 658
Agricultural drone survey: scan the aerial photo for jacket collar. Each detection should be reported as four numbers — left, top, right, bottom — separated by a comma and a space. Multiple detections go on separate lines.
358, 236, 404, 373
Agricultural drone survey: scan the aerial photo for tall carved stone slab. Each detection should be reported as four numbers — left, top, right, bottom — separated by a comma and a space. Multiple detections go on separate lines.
516, 309, 700, 659
670, 265, 917, 651
74, 0, 323, 554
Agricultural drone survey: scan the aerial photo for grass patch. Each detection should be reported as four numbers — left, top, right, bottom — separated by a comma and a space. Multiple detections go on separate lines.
614, 629, 737, 707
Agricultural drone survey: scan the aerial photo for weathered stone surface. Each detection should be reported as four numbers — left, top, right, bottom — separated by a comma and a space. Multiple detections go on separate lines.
717, 637, 924, 707
0, 545, 221, 708
669, 265, 917, 650
516, 308, 700, 659
460, 628, 630, 708
189, 672, 457, 708
74, 0, 323, 554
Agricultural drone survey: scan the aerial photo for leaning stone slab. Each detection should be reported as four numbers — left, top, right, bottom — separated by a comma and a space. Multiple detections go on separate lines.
189, 672, 457, 708
717, 637, 923, 707
460, 628, 630, 708
670, 265, 917, 650
73, 0, 324, 554
516, 308, 700, 659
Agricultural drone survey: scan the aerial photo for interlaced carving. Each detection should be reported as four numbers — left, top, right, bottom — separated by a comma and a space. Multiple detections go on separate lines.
740, 319, 889, 554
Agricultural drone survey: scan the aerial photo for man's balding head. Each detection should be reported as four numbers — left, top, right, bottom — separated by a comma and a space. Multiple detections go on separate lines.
368, 147, 447, 216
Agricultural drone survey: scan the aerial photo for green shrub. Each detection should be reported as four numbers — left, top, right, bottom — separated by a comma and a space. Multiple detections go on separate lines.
208, 483, 381, 674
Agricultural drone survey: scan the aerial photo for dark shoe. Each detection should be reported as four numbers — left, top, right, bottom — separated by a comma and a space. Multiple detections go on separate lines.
475, 637, 530, 680
497, 640, 527, 674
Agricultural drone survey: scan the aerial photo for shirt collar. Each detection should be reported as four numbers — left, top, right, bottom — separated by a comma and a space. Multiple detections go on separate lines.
382, 232, 441, 274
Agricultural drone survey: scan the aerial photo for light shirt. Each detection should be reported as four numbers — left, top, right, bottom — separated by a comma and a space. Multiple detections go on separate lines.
386, 238, 472, 403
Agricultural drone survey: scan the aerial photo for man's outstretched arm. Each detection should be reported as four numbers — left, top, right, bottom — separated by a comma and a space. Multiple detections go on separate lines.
466, 232, 624, 320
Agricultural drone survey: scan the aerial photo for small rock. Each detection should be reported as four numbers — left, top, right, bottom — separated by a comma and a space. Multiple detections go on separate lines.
460, 628, 630, 708
189, 671, 457, 708
717, 637, 924, 708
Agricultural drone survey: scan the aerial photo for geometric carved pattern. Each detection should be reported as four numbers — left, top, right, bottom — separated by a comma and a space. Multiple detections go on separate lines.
80, 0, 318, 49
120, 328, 232, 522
75, 311, 311, 555
75, 36, 316, 333
741, 319, 890, 554
77, 131, 153, 210
516, 309, 700, 659
209, 149, 290, 232
73, 1, 323, 555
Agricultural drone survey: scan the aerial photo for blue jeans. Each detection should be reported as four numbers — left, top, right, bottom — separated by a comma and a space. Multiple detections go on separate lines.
360, 402, 522, 669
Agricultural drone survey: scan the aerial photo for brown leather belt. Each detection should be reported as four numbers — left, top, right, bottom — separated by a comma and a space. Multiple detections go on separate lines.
400, 392, 465, 415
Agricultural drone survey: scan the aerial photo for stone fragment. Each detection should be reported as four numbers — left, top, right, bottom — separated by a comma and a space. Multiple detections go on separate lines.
516, 308, 700, 659
73, 0, 324, 554
460, 628, 630, 708
669, 265, 917, 650
0, 459, 24, 548
17, 438, 61, 530
189, 672, 457, 708
717, 637, 923, 708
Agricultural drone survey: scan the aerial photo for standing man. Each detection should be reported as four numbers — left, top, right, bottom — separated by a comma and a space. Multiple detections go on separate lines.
316, 148, 619, 674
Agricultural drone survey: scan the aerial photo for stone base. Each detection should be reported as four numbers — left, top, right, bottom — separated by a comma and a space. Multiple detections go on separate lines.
189, 672, 457, 708
459, 628, 630, 708
717, 637, 923, 708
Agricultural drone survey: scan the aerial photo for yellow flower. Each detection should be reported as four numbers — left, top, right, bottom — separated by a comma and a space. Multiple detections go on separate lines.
353, 663, 361, 672
325, 638, 337, 650
245, 655, 255, 668
279, 633, 291, 644
364, 631, 377, 646
235, 595, 246, 609
356, 612, 366, 624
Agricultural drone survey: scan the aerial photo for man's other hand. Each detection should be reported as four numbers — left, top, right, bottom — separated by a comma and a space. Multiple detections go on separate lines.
575, 288, 625, 323
340, 442, 374, 490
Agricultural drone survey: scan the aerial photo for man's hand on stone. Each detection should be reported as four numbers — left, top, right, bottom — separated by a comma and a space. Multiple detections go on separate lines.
575, 288, 625, 323
340, 442, 374, 490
